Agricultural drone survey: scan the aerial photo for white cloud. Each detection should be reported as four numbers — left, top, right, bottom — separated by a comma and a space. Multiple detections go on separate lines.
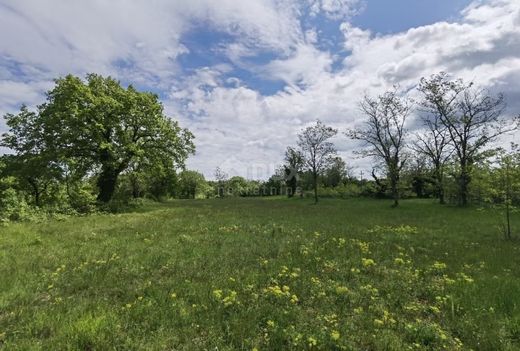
261, 44, 334, 87
1, 0, 520, 179
308, 0, 363, 19
173, 0, 520, 178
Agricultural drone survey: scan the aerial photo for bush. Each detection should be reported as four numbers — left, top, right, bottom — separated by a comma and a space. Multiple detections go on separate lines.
0, 187, 32, 222
67, 183, 97, 214
318, 183, 363, 198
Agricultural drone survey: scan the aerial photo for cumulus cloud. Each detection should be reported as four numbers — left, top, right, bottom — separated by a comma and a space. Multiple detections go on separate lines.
1, 0, 519, 179
308, 0, 363, 19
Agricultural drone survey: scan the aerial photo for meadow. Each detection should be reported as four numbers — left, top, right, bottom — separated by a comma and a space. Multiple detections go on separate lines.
1, 197, 520, 350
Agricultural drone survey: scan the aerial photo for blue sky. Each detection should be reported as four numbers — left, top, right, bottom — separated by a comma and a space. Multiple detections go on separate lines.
1, 0, 519, 179
352, 0, 473, 33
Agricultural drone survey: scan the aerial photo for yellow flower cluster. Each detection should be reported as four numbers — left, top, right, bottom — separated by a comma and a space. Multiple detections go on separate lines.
213, 289, 239, 307
362, 258, 376, 267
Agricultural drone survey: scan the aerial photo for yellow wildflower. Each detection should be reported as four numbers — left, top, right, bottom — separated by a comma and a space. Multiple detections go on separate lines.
362, 258, 376, 267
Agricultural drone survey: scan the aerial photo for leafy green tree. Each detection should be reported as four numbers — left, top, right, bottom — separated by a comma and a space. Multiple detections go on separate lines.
284, 147, 304, 197
177, 170, 207, 199
3, 74, 195, 203
227, 176, 249, 197
1, 106, 62, 206
465, 145, 520, 238
264, 167, 285, 196
403, 157, 435, 199
145, 161, 178, 201
298, 120, 337, 204
322, 156, 349, 188
495, 144, 520, 239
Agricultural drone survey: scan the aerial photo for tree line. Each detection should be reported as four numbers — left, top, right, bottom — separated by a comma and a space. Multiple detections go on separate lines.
281, 73, 519, 211
0, 72, 519, 223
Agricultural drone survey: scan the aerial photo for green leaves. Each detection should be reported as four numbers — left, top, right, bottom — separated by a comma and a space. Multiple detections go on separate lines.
2, 73, 195, 203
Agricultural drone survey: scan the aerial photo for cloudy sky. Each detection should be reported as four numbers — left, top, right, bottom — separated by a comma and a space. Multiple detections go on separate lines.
1, 0, 519, 179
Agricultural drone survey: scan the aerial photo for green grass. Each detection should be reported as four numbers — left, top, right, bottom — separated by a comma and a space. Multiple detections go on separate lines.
1, 197, 520, 350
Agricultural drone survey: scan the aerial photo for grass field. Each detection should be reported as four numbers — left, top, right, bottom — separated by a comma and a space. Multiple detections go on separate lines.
1, 197, 520, 350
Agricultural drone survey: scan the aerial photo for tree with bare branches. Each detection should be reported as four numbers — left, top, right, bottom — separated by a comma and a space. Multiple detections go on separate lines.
418, 73, 519, 206
347, 89, 411, 207
297, 120, 337, 204
411, 112, 453, 204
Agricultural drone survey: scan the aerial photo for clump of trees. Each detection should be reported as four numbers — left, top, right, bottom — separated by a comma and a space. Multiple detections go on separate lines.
270, 73, 518, 216
418, 73, 517, 206
0, 74, 195, 220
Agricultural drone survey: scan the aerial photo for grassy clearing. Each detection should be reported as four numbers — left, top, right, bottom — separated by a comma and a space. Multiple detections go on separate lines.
1, 198, 520, 350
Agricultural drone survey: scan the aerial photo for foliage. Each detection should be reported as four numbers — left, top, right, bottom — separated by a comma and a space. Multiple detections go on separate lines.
322, 156, 351, 188
0, 175, 32, 222
284, 147, 304, 197
176, 170, 210, 199
1, 74, 195, 204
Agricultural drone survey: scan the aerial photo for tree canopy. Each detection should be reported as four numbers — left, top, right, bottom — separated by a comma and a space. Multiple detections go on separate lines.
1, 74, 195, 203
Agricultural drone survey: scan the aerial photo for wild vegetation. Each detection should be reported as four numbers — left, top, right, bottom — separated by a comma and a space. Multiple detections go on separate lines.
1, 73, 518, 223
0, 72, 520, 349
1, 198, 520, 350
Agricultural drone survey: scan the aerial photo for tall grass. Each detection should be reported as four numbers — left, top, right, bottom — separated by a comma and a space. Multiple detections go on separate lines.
0, 198, 519, 350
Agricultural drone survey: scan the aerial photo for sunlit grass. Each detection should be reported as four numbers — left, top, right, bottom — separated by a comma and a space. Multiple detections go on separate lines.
1, 197, 519, 350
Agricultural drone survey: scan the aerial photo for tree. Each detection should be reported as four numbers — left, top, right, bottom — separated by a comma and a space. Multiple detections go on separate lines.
264, 167, 285, 196
297, 120, 337, 204
2, 74, 195, 204
227, 176, 249, 197
284, 147, 304, 197
347, 89, 411, 207
495, 144, 520, 240
214, 167, 228, 198
418, 72, 519, 206
323, 156, 349, 188
1, 106, 62, 206
411, 110, 452, 204
177, 170, 207, 199
145, 160, 178, 200
403, 156, 436, 199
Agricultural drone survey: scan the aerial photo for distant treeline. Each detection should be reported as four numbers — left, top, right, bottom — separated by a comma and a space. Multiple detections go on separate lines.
0, 72, 519, 225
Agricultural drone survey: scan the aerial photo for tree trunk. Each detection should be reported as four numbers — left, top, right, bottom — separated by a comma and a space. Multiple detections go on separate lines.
505, 162, 511, 240
313, 170, 318, 204
27, 178, 41, 207
97, 166, 119, 203
388, 166, 399, 207
435, 170, 445, 204
390, 172, 399, 207
458, 168, 471, 206
130, 176, 140, 198
438, 185, 445, 205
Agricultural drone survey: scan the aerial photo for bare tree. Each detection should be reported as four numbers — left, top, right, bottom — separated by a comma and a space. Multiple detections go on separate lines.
411, 113, 452, 204
214, 166, 228, 198
284, 147, 304, 198
297, 120, 337, 204
418, 73, 519, 206
347, 89, 411, 207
